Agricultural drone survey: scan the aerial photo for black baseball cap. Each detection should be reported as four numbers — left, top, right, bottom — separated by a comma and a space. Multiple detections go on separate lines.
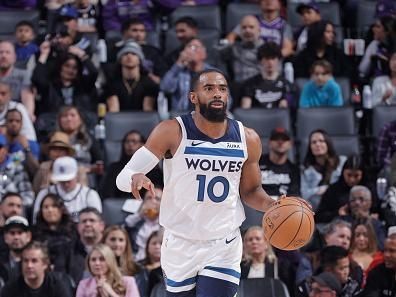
269, 127, 291, 141
296, 2, 320, 14
312, 272, 342, 295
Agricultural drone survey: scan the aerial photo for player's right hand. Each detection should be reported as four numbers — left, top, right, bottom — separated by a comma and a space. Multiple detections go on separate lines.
131, 173, 155, 200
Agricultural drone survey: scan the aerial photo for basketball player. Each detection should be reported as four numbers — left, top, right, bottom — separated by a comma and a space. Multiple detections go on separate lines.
117, 69, 282, 297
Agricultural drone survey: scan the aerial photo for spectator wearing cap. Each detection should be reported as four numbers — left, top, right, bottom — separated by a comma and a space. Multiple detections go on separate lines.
0, 134, 34, 207
0, 82, 36, 141
363, 227, 396, 297
33, 156, 102, 223
103, 41, 158, 112
218, 15, 264, 83
0, 192, 24, 254
5, 108, 40, 178
241, 42, 295, 109
118, 18, 168, 83
309, 272, 342, 297
295, 2, 322, 52
32, 131, 88, 194
259, 127, 300, 199
0, 40, 36, 122
0, 216, 32, 285
57, 5, 92, 54
161, 38, 217, 111
297, 247, 362, 297
1, 241, 73, 297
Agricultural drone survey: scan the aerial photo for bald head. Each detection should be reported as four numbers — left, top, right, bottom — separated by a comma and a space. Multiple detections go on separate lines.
240, 15, 261, 43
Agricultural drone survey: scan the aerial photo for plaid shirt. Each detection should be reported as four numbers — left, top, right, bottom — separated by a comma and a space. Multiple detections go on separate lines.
0, 156, 34, 206
377, 120, 396, 168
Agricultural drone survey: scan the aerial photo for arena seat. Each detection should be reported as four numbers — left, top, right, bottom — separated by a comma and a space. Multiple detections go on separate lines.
233, 108, 292, 138
356, 0, 377, 32
104, 140, 121, 166
299, 135, 360, 159
372, 105, 396, 137
104, 112, 160, 142
296, 107, 356, 139
102, 198, 129, 225
150, 283, 167, 297
238, 278, 290, 297
169, 5, 222, 32
0, 9, 40, 35
225, 3, 260, 33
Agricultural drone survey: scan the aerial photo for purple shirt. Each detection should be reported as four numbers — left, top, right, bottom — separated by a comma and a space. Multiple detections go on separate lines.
76, 276, 140, 297
377, 120, 396, 168
102, 0, 154, 32
0, 0, 36, 9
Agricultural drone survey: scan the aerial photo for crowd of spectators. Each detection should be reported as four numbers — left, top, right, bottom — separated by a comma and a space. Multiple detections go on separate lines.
0, 0, 396, 296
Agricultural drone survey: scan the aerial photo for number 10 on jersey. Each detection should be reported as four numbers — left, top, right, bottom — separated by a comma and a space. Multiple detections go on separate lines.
196, 174, 230, 203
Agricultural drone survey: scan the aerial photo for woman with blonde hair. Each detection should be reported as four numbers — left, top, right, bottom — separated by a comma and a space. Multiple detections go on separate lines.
102, 226, 148, 297
76, 244, 140, 297
241, 226, 278, 279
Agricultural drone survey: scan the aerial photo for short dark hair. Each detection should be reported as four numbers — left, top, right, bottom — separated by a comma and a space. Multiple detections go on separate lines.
320, 246, 349, 269
1, 192, 22, 203
121, 18, 145, 33
257, 42, 282, 61
22, 241, 50, 266
78, 207, 103, 221
15, 20, 35, 32
6, 108, 22, 119
175, 16, 198, 29
311, 59, 333, 75
190, 69, 228, 92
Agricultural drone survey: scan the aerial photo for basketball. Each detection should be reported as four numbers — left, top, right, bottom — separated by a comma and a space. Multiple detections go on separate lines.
262, 197, 315, 251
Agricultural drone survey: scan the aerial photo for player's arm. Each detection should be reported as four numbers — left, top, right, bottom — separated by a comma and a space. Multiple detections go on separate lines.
116, 119, 180, 198
239, 127, 274, 212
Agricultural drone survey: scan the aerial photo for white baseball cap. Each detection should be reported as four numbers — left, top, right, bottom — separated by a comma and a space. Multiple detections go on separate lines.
52, 156, 78, 182
388, 226, 396, 237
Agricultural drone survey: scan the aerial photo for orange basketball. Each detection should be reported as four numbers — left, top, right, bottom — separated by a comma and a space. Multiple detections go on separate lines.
262, 196, 315, 251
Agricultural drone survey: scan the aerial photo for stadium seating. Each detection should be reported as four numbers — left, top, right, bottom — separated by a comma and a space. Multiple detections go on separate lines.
238, 278, 290, 297
356, 0, 377, 33
225, 3, 260, 33
102, 198, 129, 225
372, 105, 396, 137
104, 112, 160, 142
287, 2, 341, 28
233, 108, 292, 138
0, 9, 40, 35
169, 5, 222, 32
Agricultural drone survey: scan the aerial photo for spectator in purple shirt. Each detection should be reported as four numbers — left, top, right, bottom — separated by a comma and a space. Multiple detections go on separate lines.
377, 120, 396, 169
0, 0, 36, 9
102, 0, 155, 34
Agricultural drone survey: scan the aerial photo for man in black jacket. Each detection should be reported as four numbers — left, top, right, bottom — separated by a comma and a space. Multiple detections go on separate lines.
1, 241, 72, 297
362, 227, 396, 297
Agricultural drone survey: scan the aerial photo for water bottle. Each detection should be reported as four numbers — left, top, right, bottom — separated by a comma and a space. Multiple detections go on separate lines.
94, 103, 106, 140
157, 91, 169, 120
351, 84, 361, 104
376, 177, 388, 200
284, 62, 294, 84
97, 39, 107, 63
362, 85, 373, 109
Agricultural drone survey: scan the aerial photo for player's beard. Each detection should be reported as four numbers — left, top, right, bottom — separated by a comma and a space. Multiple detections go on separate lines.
198, 100, 227, 123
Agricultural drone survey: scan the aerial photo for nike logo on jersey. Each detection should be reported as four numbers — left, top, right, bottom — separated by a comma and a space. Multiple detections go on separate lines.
191, 141, 206, 146
225, 236, 237, 244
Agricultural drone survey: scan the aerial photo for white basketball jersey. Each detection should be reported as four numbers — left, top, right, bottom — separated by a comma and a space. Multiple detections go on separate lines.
160, 114, 248, 240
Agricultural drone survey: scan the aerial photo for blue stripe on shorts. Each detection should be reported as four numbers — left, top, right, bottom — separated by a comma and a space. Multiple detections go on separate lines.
203, 266, 241, 278
166, 276, 197, 287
